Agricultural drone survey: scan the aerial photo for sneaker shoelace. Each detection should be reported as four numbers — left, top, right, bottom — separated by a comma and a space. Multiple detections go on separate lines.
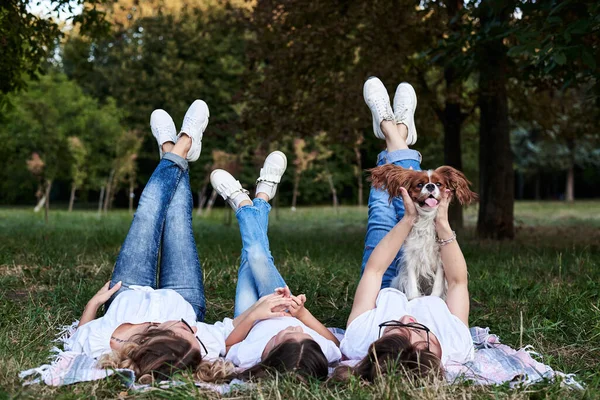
372, 97, 392, 121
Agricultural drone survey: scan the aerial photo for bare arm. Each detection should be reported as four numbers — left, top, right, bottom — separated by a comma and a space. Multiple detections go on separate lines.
225, 294, 291, 351
78, 281, 122, 327
346, 188, 417, 327
436, 191, 470, 326
288, 295, 339, 346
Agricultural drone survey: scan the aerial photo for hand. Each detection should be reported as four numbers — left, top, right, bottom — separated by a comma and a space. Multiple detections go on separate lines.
435, 189, 453, 232
251, 294, 291, 320
287, 294, 307, 318
274, 285, 291, 298
399, 187, 417, 223
88, 281, 122, 308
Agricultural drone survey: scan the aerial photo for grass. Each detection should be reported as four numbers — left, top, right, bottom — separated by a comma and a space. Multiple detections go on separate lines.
1, 201, 599, 399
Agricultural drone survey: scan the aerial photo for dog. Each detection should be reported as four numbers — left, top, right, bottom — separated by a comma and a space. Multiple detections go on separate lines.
370, 164, 478, 300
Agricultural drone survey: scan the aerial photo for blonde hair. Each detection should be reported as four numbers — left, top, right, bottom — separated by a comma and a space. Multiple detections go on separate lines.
99, 331, 236, 384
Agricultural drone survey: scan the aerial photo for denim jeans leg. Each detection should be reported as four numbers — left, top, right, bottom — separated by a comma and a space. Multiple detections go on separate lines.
107, 155, 185, 308
360, 149, 422, 289
233, 205, 286, 317
158, 171, 206, 321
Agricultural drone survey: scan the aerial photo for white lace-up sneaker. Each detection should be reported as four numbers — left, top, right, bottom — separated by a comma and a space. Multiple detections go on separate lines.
150, 109, 177, 159
363, 77, 394, 140
210, 169, 251, 211
393, 82, 418, 145
256, 151, 287, 201
179, 100, 209, 162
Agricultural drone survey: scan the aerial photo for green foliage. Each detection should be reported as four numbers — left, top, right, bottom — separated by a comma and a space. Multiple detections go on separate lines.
0, 72, 123, 204
0, 0, 111, 99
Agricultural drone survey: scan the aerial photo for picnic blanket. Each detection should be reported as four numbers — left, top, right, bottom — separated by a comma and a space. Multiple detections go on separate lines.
19, 323, 583, 392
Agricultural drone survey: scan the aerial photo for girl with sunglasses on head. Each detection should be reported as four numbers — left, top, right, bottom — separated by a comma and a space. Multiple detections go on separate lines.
336, 78, 473, 382
66, 101, 238, 383
209, 153, 342, 382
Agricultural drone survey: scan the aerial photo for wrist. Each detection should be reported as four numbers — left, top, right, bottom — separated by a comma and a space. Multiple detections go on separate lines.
400, 215, 416, 226
436, 221, 452, 234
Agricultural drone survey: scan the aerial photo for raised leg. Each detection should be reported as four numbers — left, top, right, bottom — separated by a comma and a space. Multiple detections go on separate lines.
158, 170, 206, 321
107, 153, 187, 307
361, 122, 422, 289
233, 202, 286, 317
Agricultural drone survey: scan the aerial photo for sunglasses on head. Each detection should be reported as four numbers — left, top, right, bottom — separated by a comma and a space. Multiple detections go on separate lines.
378, 320, 431, 351
179, 319, 208, 357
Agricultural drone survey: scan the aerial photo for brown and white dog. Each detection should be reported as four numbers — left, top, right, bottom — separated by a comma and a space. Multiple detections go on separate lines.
370, 165, 478, 300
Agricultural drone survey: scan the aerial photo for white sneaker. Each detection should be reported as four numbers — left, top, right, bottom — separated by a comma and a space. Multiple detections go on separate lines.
363, 77, 394, 140
393, 82, 418, 145
256, 151, 287, 201
150, 109, 177, 159
180, 100, 209, 162
210, 169, 251, 211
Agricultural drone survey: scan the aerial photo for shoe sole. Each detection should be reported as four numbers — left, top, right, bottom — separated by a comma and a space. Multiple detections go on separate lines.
363, 77, 387, 140
150, 109, 176, 159
266, 150, 288, 172
394, 82, 418, 145
186, 100, 210, 162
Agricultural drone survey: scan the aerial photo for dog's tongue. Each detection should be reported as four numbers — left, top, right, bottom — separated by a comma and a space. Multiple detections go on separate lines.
425, 198, 439, 207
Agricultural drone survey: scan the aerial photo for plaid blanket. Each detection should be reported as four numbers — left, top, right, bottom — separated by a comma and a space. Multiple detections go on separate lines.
19, 324, 582, 392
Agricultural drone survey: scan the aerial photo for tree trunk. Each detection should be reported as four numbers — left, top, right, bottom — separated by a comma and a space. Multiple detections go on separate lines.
196, 184, 209, 216
443, 0, 465, 231
103, 168, 115, 213
44, 179, 52, 224
68, 184, 77, 212
326, 172, 339, 212
353, 136, 364, 207
98, 185, 106, 215
291, 174, 300, 211
128, 182, 135, 213
34, 194, 46, 212
565, 165, 575, 202
476, 4, 514, 239
205, 190, 218, 216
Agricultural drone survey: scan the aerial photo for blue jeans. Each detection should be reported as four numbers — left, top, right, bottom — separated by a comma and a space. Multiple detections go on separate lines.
106, 153, 206, 321
360, 149, 422, 289
233, 198, 287, 317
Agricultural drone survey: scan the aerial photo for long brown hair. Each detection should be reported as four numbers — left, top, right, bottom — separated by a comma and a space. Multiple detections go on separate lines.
333, 335, 442, 383
99, 328, 202, 383
236, 339, 329, 382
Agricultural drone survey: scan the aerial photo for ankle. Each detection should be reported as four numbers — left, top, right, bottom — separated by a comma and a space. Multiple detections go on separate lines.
238, 199, 253, 208
255, 192, 270, 202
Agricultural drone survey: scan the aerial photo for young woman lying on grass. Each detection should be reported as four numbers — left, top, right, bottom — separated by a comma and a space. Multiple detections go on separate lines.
336, 78, 473, 381
67, 101, 240, 383
208, 156, 342, 381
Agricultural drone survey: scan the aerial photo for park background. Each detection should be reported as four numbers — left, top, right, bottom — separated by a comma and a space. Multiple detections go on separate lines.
1, 0, 599, 398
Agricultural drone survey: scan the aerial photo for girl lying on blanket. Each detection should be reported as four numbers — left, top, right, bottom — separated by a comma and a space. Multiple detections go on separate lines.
67, 100, 243, 383
336, 78, 474, 382
209, 159, 342, 381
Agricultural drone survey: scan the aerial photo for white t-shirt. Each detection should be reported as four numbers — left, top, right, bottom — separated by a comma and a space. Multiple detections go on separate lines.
67, 286, 234, 360
226, 317, 342, 369
340, 288, 473, 366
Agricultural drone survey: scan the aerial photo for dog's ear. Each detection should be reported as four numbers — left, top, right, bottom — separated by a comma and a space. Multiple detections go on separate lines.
435, 166, 478, 205
368, 164, 415, 199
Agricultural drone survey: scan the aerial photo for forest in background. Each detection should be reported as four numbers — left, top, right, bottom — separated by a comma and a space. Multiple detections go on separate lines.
1, 0, 599, 239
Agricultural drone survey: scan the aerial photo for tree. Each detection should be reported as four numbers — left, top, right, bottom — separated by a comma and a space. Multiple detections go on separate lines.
67, 136, 88, 211
0, 0, 110, 100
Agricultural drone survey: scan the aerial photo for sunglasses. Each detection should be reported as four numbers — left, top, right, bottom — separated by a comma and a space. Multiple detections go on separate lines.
179, 319, 209, 357
378, 320, 431, 351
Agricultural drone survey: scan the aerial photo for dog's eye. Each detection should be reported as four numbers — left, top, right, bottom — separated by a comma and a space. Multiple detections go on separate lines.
416, 183, 424, 188
436, 182, 442, 187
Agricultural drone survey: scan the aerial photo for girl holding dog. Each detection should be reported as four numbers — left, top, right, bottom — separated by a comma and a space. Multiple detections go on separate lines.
337, 77, 475, 381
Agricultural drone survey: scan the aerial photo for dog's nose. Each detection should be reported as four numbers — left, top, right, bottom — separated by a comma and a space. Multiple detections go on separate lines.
425, 183, 436, 191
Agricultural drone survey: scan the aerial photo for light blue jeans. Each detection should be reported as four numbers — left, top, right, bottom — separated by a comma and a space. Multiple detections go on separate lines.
360, 149, 422, 289
233, 198, 287, 317
106, 153, 206, 321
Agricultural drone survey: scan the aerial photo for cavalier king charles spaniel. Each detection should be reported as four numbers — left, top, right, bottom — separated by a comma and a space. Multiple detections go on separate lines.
370, 165, 478, 300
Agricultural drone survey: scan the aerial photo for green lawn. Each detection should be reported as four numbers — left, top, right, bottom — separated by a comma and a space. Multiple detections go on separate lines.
1, 202, 599, 399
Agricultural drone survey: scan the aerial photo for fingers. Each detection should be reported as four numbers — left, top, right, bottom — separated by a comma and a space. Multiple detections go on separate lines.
110, 281, 122, 293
